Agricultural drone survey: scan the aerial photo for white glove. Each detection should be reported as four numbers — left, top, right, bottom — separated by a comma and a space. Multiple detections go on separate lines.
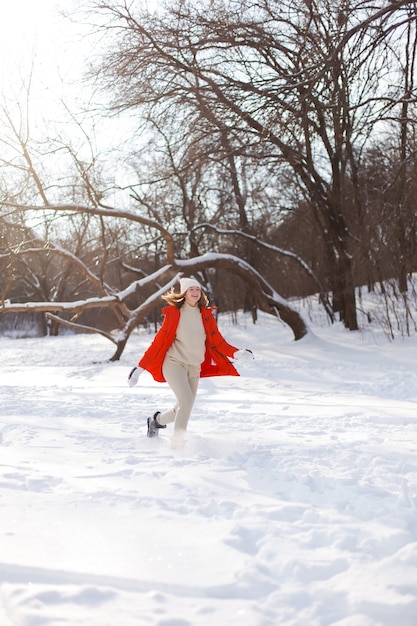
127, 366, 143, 387
234, 349, 254, 361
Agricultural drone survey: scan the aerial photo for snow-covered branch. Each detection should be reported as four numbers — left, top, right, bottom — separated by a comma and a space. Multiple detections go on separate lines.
190, 223, 335, 321
173, 253, 308, 340
45, 313, 118, 345
1, 295, 119, 313
1, 200, 176, 263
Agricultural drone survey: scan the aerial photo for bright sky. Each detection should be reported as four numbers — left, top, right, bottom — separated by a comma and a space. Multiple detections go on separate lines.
0, 0, 89, 119
0, 0, 152, 205
1, 1, 59, 81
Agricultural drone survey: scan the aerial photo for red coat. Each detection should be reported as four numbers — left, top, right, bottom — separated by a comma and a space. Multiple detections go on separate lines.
139, 305, 239, 382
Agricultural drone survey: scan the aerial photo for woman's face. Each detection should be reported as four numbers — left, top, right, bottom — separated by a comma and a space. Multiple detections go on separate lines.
184, 286, 201, 307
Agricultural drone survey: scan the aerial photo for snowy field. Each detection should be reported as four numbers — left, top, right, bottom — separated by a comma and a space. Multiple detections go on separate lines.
1, 304, 417, 626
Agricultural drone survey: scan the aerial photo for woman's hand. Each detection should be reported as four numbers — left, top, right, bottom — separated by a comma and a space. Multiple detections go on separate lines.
127, 366, 144, 387
234, 348, 254, 360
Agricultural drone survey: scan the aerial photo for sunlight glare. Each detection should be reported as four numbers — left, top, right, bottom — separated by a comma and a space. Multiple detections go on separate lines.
0, 1, 57, 86
0, 0, 84, 122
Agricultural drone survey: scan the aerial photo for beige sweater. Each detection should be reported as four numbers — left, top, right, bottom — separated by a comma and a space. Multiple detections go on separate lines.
166, 303, 206, 365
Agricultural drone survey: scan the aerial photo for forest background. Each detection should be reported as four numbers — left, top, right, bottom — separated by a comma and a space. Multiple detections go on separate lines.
1, 0, 417, 359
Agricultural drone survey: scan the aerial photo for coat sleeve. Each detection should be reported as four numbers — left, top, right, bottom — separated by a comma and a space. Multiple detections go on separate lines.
138, 307, 178, 382
200, 309, 239, 378
203, 310, 238, 357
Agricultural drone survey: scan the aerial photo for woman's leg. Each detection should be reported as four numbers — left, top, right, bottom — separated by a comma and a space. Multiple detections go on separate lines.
160, 358, 200, 433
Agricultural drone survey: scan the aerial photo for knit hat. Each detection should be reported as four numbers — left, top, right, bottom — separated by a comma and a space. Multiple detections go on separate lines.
179, 277, 201, 293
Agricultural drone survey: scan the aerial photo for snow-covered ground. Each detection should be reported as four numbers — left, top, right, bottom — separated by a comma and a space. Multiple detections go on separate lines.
1, 304, 417, 626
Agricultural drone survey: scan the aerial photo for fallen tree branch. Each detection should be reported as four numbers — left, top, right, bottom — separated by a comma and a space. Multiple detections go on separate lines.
45, 313, 118, 345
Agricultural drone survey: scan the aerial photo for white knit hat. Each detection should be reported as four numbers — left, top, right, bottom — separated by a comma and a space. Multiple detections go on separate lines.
179, 277, 201, 293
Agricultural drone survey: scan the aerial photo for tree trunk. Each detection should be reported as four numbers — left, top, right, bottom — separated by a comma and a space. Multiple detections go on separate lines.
335, 255, 358, 331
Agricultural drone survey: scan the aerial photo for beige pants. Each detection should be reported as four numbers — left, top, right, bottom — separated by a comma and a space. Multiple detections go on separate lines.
159, 356, 200, 433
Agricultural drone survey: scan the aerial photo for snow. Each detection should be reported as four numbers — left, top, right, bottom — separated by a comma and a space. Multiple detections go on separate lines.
1, 305, 417, 626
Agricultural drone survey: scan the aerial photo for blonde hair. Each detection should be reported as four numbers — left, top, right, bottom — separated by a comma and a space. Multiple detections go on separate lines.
162, 286, 209, 308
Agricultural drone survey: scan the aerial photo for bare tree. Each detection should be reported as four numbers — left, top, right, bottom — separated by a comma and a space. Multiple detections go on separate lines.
85, 0, 417, 331
1, 199, 308, 357
3, 0, 417, 356
391, 2, 417, 292
0, 90, 309, 354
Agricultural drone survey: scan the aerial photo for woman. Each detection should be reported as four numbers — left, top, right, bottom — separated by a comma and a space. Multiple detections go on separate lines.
128, 277, 253, 438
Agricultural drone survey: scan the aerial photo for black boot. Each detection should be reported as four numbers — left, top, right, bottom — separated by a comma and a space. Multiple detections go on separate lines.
147, 411, 166, 438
